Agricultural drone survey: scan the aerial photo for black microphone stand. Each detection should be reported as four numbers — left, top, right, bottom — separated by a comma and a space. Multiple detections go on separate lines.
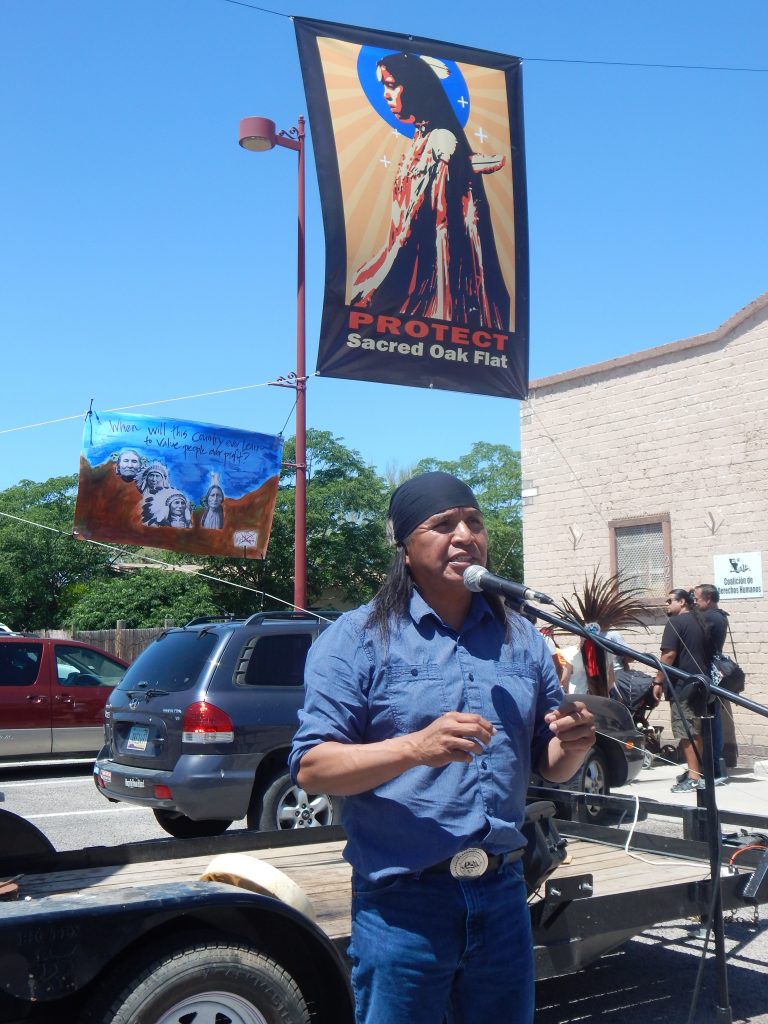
505, 596, 768, 1024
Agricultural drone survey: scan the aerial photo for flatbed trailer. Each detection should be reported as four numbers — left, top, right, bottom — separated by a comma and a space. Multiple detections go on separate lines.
0, 789, 766, 1023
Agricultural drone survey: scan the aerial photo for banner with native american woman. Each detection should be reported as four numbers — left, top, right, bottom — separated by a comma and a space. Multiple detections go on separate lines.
73, 411, 284, 558
295, 18, 529, 399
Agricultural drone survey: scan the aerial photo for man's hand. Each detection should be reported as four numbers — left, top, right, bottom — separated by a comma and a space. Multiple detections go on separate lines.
407, 711, 497, 768
297, 712, 496, 795
544, 700, 595, 752
538, 700, 596, 783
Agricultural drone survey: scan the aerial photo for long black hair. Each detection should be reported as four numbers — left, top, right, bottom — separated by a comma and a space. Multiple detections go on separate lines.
669, 587, 712, 658
377, 52, 466, 139
367, 52, 510, 329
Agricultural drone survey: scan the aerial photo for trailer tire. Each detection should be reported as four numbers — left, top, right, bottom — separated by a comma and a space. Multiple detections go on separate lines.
81, 936, 310, 1024
576, 748, 610, 824
152, 809, 233, 839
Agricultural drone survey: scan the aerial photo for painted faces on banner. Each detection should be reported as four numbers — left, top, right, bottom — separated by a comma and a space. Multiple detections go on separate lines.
295, 18, 529, 399
73, 412, 284, 558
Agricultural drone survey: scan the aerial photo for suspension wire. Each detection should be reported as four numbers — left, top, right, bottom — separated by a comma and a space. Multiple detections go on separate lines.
0, 380, 277, 437
0, 509, 334, 622
216, 0, 768, 74
525, 401, 610, 527
219, 0, 290, 16
523, 55, 768, 74
278, 396, 298, 437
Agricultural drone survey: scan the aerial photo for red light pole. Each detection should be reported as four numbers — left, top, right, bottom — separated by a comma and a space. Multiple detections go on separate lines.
238, 115, 307, 610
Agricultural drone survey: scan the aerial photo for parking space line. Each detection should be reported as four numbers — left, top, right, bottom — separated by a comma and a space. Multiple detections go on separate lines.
0, 777, 94, 788
28, 807, 151, 819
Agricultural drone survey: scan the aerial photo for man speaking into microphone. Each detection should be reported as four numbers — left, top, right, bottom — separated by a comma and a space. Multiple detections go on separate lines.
290, 471, 594, 1024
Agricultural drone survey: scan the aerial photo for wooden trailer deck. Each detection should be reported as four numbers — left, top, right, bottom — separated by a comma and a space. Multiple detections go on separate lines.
16, 834, 718, 944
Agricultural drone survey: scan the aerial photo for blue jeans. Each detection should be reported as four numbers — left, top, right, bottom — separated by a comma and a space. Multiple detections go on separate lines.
349, 860, 534, 1024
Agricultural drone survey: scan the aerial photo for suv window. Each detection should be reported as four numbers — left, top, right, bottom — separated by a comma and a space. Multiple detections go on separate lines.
116, 631, 220, 693
55, 646, 127, 687
0, 643, 42, 686
237, 633, 312, 688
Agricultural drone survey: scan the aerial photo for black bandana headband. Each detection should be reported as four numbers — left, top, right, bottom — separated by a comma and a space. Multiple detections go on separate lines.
388, 471, 480, 544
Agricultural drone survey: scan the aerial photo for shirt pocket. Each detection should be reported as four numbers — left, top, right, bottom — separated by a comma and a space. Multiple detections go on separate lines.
385, 663, 449, 734
492, 661, 537, 735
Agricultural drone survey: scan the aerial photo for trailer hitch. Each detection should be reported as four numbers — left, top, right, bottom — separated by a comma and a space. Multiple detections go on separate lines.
740, 847, 768, 903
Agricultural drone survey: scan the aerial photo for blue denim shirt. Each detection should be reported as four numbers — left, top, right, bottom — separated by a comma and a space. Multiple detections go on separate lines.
289, 591, 564, 881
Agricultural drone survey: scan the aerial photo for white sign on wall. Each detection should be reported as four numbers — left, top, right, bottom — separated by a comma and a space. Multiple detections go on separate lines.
713, 551, 763, 600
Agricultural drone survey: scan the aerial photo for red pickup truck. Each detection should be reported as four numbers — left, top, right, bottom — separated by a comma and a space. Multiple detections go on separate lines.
0, 633, 128, 762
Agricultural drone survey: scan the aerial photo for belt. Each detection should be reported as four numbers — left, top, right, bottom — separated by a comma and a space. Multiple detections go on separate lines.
422, 847, 525, 880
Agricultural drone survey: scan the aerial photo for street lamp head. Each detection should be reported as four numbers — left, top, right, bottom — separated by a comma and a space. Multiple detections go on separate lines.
238, 116, 277, 152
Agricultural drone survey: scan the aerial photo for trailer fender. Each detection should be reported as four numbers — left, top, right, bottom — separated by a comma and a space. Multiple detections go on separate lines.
0, 881, 351, 1018
0, 808, 55, 858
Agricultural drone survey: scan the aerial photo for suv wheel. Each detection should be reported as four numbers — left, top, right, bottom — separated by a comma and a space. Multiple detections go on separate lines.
248, 769, 340, 832
153, 809, 233, 839
576, 748, 610, 824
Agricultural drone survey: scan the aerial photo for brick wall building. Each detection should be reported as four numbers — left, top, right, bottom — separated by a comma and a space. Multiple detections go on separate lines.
520, 293, 768, 765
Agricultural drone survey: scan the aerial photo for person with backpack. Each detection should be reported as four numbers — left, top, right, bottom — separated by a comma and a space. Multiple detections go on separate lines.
694, 583, 730, 784
651, 588, 712, 793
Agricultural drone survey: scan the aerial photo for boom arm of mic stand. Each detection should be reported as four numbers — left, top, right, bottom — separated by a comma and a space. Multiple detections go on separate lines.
709, 682, 768, 719
510, 597, 768, 721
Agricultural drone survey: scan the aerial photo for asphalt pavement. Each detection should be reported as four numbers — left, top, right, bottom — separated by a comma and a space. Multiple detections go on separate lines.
613, 761, 768, 821
568, 761, 768, 1024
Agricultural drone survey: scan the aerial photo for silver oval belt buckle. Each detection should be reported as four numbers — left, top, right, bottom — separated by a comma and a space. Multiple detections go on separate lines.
449, 848, 489, 879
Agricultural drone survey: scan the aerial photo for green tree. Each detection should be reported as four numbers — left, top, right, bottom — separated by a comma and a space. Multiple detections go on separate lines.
414, 442, 523, 579
0, 475, 113, 630
0, 440, 522, 629
200, 429, 392, 613
66, 571, 219, 629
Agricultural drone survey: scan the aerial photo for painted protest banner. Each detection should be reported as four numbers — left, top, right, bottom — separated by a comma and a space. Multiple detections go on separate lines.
295, 18, 529, 399
73, 412, 284, 558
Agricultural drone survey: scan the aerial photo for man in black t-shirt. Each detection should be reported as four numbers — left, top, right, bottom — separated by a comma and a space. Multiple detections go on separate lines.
651, 589, 712, 793
694, 583, 730, 783
694, 584, 728, 650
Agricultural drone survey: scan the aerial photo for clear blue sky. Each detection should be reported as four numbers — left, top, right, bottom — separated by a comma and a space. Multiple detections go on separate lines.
2, 0, 766, 492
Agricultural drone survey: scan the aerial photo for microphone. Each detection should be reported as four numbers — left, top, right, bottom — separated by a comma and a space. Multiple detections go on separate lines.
463, 565, 554, 605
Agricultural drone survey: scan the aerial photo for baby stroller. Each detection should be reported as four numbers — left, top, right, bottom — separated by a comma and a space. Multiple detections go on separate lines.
610, 668, 662, 767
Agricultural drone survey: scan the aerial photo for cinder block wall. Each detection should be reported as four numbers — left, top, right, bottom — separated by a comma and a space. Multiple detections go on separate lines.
521, 294, 768, 766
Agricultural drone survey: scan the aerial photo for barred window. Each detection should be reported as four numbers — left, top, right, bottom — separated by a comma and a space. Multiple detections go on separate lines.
609, 515, 671, 601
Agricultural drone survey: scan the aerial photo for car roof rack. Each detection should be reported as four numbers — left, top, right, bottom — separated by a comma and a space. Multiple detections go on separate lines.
183, 614, 243, 627
242, 610, 342, 626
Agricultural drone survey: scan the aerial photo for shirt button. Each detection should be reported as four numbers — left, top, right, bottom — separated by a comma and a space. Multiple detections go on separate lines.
481, 760, 488, 770
410, 668, 418, 676
468, 673, 474, 681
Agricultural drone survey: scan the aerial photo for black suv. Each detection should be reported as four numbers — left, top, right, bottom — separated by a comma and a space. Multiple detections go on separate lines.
94, 612, 340, 838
